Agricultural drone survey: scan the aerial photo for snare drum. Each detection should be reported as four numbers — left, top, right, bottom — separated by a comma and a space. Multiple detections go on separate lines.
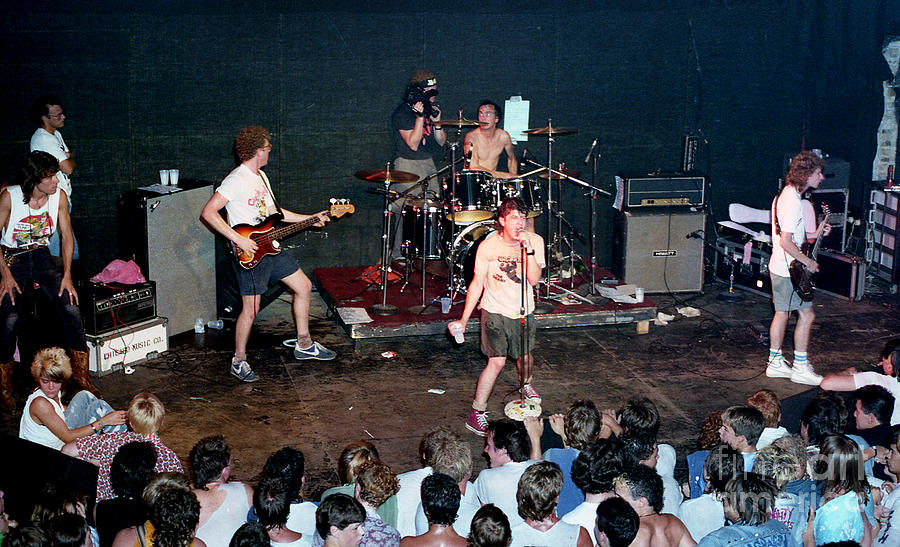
401, 200, 444, 260
443, 170, 494, 223
493, 177, 542, 218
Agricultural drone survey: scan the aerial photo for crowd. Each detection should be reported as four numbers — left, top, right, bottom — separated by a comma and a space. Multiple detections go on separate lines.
3, 339, 900, 547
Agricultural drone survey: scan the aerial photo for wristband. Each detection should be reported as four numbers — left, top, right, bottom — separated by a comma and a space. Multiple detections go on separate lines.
90, 421, 98, 432
526, 250, 535, 256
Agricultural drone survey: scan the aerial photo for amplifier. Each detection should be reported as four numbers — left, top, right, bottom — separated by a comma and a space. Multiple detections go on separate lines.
81, 281, 157, 335
625, 175, 705, 208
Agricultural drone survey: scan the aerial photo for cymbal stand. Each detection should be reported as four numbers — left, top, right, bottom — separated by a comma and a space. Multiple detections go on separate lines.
369, 163, 400, 316
408, 179, 438, 314
445, 114, 465, 301
540, 119, 557, 310
588, 140, 600, 294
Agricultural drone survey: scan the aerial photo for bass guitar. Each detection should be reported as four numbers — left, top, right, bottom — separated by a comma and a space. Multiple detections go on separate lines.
788, 204, 831, 301
232, 199, 354, 270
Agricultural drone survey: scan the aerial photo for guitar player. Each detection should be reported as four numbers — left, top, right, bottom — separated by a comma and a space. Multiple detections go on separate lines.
200, 126, 335, 383
765, 150, 831, 387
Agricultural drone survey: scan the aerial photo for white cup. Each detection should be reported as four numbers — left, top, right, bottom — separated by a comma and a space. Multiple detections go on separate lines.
440, 297, 451, 314
159, 169, 169, 186
635, 287, 644, 303
168, 169, 180, 187
449, 323, 465, 343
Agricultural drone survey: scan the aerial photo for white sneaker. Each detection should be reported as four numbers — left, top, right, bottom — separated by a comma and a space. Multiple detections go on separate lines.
765, 356, 793, 379
790, 363, 822, 386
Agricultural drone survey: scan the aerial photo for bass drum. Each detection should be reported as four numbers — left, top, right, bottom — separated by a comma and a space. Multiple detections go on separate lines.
450, 219, 496, 291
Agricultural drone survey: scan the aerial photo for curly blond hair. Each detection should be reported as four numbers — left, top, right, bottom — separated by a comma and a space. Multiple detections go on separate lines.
234, 126, 271, 163
30, 347, 72, 384
355, 460, 399, 507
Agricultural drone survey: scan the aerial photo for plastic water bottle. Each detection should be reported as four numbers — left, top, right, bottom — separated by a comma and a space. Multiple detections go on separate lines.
207, 319, 224, 330
194, 318, 205, 333
449, 323, 465, 344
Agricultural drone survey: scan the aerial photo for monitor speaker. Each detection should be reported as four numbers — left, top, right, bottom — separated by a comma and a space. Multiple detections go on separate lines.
612, 211, 706, 293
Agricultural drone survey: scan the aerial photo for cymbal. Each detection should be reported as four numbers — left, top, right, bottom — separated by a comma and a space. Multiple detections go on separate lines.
538, 168, 581, 180
525, 126, 577, 136
434, 117, 485, 127
354, 169, 418, 184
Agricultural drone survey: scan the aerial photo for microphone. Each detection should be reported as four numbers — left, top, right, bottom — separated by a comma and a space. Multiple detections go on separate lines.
583, 137, 599, 164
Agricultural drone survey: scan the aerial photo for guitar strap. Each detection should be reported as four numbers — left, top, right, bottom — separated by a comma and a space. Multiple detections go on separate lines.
260, 171, 285, 219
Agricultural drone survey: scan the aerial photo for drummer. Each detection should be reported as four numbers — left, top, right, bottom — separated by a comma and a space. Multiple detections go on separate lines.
464, 100, 518, 180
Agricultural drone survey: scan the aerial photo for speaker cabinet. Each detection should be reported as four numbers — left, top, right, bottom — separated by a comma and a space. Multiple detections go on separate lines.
612, 211, 706, 293
118, 183, 217, 336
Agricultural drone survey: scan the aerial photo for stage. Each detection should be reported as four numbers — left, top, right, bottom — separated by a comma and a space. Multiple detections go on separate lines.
312, 263, 658, 341
1, 278, 899, 509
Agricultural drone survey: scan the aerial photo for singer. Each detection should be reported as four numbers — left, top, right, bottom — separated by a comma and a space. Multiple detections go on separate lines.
448, 198, 546, 436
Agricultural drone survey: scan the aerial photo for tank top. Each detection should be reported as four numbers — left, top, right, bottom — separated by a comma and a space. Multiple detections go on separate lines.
0, 185, 61, 248
19, 389, 66, 450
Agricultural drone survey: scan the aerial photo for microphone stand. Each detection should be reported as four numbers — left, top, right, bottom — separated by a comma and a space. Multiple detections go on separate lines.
588, 140, 600, 294
504, 236, 541, 420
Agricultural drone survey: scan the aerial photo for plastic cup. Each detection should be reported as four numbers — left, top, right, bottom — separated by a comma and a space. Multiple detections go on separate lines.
449, 323, 464, 344
168, 169, 180, 187
159, 169, 169, 186
440, 297, 451, 314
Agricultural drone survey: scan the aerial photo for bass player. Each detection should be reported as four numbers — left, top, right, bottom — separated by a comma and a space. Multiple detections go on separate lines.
201, 126, 335, 383
765, 150, 830, 386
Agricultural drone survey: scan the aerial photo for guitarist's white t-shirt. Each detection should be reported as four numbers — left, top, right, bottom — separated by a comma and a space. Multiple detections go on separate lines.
769, 186, 805, 277
217, 164, 275, 227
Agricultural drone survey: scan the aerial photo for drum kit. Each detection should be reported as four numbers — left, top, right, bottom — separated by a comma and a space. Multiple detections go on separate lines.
355, 116, 609, 316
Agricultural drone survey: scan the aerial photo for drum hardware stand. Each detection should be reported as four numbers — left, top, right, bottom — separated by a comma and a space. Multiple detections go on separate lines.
586, 137, 601, 295
408, 179, 441, 314
523, 143, 610, 306
369, 163, 401, 316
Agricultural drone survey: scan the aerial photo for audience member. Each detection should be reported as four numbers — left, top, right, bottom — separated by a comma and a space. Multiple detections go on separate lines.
229, 522, 270, 547
620, 432, 682, 514
808, 435, 873, 545
472, 419, 537, 528
696, 474, 790, 546
112, 486, 207, 547
562, 438, 624, 545
400, 474, 465, 547
874, 426, 900, 543
508, 461, 591, 546
352, 460, 400, 546
466, 505, 510, 547
850, 385, 894, 480
315, 494, 365, 547
593, 497, 639, 547
751, 445, 806, 545
95, 441, 156, 547
396, 427, 457, 538
528, 400, 601, 516
255, 477, 308, 546
19, 348, 126, 450
321, 442, 398, 528
253, 447, 318, 538
614, 465, 695, 547
686, 409, 724, 499
746, 389, 788, 449
190, 436, 254, 547
63, 392, 183, 502
677, 444, 740, 542
413, 440, 478, 538
2, 525, 49, 547
821, 338, 900, 426
46, 512, 90, 547
719, 405, 765, 472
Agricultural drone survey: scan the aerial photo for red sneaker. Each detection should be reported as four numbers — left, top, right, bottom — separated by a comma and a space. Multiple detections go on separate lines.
522, 383, 541, 403
465, 408, 488, 436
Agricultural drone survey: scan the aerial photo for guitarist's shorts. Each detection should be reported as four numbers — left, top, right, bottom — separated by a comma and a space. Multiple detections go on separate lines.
233, 253, 299, 295
771, 274, 813, 312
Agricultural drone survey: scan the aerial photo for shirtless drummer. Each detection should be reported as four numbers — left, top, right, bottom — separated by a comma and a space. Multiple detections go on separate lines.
464, 100, 518, 179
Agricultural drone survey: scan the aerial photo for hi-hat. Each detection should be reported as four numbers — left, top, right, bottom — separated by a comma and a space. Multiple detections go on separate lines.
434, 117, 485, 127
354, 169, 418, 184
538, 168, 581, 180
525, 126, 577, 136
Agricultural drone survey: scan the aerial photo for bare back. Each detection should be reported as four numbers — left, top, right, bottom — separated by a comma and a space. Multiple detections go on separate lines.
631, 513, 696, 547
399, 525, 468, 547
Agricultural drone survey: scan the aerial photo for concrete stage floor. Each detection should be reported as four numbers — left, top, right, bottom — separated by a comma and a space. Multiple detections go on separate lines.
2, 280, 899, 501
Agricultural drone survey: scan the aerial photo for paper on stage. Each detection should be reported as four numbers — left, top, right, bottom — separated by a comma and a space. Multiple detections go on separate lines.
337, 307, 374, 324
504, 96, 530, 144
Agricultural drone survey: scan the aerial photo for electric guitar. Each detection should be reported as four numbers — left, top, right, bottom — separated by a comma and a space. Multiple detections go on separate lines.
232, 199, 354, 270
788, 204, 832, 301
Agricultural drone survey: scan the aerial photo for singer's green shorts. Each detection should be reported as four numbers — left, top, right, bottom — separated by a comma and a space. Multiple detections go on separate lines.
480, 310, 535, 360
